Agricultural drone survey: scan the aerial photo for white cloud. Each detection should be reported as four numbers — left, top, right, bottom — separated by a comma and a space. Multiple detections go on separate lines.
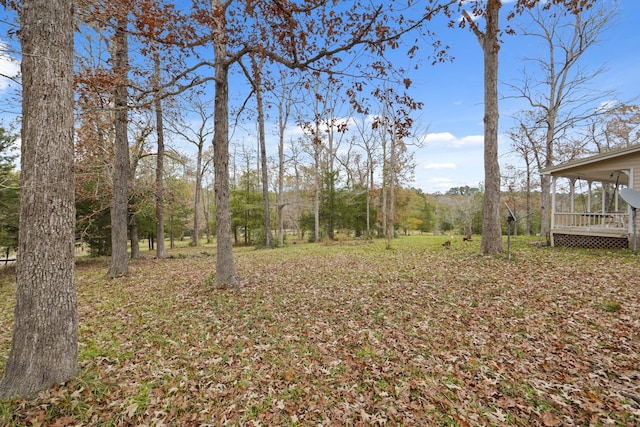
425, 132, 483, 147
0, 43, 19, 92
455, 135, 483, 147
424, 162, 456, 170
425, 132, 456, 143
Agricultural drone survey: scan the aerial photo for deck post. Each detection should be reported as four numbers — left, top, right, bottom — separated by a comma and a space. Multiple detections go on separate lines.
569, 179, 575, 215
601, 185, 606, 225
629, 167, 635, 236
551, 176, 557, 230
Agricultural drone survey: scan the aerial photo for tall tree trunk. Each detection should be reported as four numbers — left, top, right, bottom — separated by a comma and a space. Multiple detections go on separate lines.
0, 0, 77, 398
277, 131, 285, 246
244, 153, 251, 246
389, 132, 397, 242
211, 0, 238, 287
203, 187, 211, 243
192, 144, 203, 246
252, 56, 271, 248
276, 74, 292, 247
107, 12, 131, 276
313, 143, 321, 242
381, 135, 388, 242
525, 156, 532, 236
467, 0, 503, 254
539, 115, 557, 241
366, 151, 373, 235
153, 50, 167, 258
326, 132, 336, 240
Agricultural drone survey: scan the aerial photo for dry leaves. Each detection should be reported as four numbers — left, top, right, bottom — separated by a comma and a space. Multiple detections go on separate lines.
0, 237, 638, 426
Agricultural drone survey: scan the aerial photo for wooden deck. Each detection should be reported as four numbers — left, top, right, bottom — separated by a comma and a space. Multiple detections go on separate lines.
551, 212, 631, 248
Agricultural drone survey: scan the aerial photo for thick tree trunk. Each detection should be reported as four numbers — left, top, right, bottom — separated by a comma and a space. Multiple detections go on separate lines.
154, 51, 168, 258
0, 0, 77, 398
479, 0, 503, 254
212, 0, 238, 287
107, 13, 131, 277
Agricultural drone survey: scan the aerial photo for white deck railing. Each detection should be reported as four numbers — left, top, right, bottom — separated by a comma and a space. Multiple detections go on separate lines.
553, 212, 628, 229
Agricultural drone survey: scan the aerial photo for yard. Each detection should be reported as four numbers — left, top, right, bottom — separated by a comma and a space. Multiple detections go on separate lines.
0, 236, 638, 426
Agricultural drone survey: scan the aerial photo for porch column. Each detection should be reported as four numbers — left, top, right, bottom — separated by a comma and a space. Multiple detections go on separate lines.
587, 181, 592, 212
601, 185, 606, 225
569, 179, 575, 213
629, 167, 635, 235
569, 179, 576, 226
551, 175, 557, 230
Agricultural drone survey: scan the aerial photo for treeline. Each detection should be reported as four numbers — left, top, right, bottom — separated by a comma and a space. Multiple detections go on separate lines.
0, 123, 544, 258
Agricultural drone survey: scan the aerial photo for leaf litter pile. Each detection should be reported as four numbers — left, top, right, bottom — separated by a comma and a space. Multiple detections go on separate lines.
0, 236, 639, 426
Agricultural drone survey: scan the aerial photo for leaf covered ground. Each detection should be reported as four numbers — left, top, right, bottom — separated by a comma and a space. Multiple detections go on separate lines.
0, 236, 639, 426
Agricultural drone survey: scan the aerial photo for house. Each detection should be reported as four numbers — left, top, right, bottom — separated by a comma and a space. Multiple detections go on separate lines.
539, 144, 640, 249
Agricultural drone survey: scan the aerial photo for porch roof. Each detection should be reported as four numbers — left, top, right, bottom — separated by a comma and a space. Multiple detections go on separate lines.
539, 144, 640, 185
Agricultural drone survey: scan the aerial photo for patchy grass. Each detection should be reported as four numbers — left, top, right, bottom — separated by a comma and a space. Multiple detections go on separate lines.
0, 235, 639, 426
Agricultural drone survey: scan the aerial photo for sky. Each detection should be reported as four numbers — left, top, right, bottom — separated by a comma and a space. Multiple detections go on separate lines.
1, 0, 639, 194
403, 0, 640, 193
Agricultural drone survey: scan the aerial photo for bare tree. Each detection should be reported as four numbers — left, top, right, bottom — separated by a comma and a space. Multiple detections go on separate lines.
370, 85, 422, 247
298, 77, 351, 241
509, 124, 539, 235
273, 71, 300, 246
129, 118, 154, 258
455, 192, 481, 238
0, 0, 77, 398
167, 93, 214, 247
353, 113, 379, 236
584, 103, 640, 153
507, 1, 616, 240
243, 53, 272, 247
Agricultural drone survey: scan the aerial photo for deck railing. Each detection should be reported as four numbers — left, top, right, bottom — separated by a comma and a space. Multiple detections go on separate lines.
553, 212, 628, 229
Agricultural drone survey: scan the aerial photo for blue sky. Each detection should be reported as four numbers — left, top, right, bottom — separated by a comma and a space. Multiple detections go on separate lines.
1, 0, 638, 194
405, 0, 640, 193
